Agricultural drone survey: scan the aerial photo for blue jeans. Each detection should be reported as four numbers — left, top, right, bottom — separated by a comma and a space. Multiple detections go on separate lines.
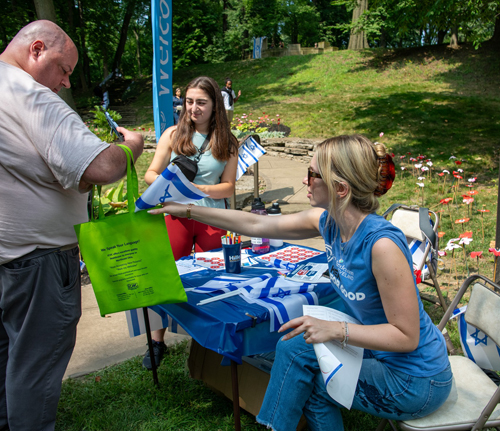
257, 336, 453, 431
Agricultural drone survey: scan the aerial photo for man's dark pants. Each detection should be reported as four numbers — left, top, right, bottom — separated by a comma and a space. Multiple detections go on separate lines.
0, 247, 81, 430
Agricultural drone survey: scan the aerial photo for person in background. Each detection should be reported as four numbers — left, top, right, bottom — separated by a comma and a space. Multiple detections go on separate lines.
141, 76, 239, 370
149, 134, 452, 431
173, 87, 183, 125
221, 78, 241, 124
0, 20, 144, 430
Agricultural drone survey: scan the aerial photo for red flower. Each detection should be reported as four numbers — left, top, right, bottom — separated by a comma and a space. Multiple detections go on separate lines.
478, 209, 490, 213
418, 155, 425, 160
489, 248, 500, 257
414, 269, 422, 284
455, 160, 462, 165
440, 197, 452, 204
459, 231, 473, 239
455, 218, 470, 224
463, 197, 474, 205
470, 251, 483, 259
468, 190, 478, 195
438, 232, 446, 238
438, 173, 444, 177
454, 175, 463, 179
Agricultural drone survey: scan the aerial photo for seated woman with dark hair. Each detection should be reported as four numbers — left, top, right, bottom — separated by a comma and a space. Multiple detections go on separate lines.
149, 134, 452, 431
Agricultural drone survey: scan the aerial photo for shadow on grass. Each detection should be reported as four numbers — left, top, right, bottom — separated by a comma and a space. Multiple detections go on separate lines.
350, 91, 500, 181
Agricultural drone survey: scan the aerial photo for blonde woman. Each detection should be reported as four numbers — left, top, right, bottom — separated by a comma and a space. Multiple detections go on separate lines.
149, 135, 452, 431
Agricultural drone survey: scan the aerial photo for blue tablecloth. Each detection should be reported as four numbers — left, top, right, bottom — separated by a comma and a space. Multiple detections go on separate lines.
153, 244, 341, 363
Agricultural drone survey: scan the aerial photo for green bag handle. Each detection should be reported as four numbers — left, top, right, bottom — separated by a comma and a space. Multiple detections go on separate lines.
116, 144, 139, 214
90, 145, 138, 220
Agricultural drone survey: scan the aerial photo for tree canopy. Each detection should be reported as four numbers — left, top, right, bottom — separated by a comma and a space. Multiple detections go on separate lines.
1, 0, 498, 92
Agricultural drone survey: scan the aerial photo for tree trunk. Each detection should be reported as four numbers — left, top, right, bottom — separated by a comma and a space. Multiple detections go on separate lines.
133, 28, 141, 76
112, 0, 137, 72
222, 0, 229, 33
33, 0, 77, 110
347, 0, 368, 50
379, 28, 386, 48
449, 25, 459, 48
76, 0, 91, 89
489, 13, 500, 50
437, 29, 447, 45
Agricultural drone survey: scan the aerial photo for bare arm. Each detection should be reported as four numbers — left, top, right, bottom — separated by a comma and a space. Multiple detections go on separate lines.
281, 238, 420, 353
234, 89, 241, 103
149, 203, 324, 240
79, 127, 144, 192
144, 126, 176, 185
193, 151, 238, 199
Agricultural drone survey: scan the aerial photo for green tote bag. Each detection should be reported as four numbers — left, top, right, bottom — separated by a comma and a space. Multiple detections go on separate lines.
74, 145, 187, 316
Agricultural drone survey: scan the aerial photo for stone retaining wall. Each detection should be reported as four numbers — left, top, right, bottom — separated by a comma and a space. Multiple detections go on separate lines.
260, 137, 323, 164
142, 134, 324, 164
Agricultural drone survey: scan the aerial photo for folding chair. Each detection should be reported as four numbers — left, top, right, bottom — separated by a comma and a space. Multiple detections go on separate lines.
377, 274, 500, 431
383, 204, 447, 310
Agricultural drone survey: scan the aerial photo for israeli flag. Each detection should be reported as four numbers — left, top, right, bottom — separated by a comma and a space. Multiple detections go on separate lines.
196, 275, 317, 332
191, 274, 273, 294
237, 136, 266, 180
135, 162, 208, 212
125, 306, 188, 338
253, 37, 265, 59
455, 307, 500, 371
240, 278, 318, 332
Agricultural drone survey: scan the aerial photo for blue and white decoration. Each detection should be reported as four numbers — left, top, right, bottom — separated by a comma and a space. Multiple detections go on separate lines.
237, 136, 266, 180
453, 306, 500, 371
253, 36, 266, 59
152, 0, 173, 142
193, 275, 318, 332
135, 162, 208, 212
125, 306, 188, 337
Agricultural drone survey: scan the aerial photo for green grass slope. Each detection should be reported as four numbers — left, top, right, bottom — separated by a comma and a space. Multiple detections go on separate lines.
132, 43, 500, 177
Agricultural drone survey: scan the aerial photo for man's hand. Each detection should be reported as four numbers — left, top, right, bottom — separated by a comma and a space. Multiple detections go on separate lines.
116, 127, 143, 161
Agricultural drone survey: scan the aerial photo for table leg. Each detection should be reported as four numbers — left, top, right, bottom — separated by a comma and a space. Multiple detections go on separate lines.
230, 360, 241, 431
143, 307, 160, 388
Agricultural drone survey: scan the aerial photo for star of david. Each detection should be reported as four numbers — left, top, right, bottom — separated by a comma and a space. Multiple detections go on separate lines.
272, 288, 291, 299
248, 144, 255, 150
471, 328, 488, 346
241, 153, 248, 159
159, 184, 172, 203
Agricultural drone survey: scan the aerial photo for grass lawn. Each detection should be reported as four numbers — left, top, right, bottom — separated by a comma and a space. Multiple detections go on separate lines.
65, 43, 500, 430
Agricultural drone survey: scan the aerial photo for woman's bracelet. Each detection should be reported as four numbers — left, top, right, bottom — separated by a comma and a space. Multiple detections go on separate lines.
340, 321, 349, 349
186, 203, 193, 219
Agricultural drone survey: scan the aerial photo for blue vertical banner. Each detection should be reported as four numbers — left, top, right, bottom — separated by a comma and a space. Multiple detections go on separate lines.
151, 0, 173, 143
253, 37, 265, 59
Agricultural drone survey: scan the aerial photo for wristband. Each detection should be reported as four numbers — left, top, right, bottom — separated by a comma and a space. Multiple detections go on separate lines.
186, 203, 193, 220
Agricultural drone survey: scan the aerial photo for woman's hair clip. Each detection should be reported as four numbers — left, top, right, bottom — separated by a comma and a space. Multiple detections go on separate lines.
374, 153, 396, 197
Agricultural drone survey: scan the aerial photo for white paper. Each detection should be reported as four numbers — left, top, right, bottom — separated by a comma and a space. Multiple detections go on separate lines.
303, 305, 364, 409
175, 259, 207, 276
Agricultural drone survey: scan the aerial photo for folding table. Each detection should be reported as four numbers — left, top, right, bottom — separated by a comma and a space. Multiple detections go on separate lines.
147, 245, 340, 430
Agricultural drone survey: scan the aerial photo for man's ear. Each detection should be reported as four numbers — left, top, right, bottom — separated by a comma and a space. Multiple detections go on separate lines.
30, 40, 45, 60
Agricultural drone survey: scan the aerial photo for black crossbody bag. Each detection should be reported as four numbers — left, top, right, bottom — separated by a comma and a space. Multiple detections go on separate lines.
170, 136, 210, 182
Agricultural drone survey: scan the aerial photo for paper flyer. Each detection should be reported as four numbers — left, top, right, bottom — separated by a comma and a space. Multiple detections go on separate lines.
286, 263, 330, 283
303, 305, 364, 409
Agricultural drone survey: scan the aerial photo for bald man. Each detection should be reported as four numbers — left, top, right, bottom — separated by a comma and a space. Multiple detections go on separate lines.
0, 21, 144, 430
